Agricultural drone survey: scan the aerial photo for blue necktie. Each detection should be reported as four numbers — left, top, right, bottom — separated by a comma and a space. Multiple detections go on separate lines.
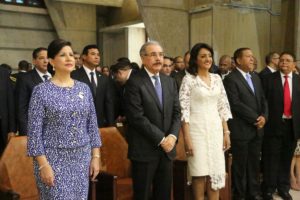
152, 75, 162, 106
246, 73, 255, 93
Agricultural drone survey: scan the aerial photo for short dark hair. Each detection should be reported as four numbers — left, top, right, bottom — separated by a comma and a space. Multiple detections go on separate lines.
32, 47, 47, 59
280, 51, 296, 61
117, 57, 130, 63
0, 63, 12, 74
163, 56, 173, 62
265, 51, 278, 65
18, 60, 29, 71
47, 39, 72, 59
111, 61, 131, 73
233, 47, 251, 65
131, 62, 140, 71
82, 44, 99, 56
187, 43, 214, 76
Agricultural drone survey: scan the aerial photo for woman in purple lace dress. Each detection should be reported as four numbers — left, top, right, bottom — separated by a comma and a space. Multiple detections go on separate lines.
27, 39, 101, 200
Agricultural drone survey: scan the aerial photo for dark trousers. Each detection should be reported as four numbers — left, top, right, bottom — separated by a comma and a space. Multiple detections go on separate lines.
231, 134, 262, 199
262, 119, 297, 194
131, 153, 173, 200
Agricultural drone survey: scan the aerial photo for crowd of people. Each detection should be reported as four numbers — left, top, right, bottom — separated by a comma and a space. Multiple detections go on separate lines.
0, 38, 300, 200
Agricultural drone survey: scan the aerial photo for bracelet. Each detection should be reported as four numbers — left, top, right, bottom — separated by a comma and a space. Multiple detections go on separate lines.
223, 130, 230, 135
38, 163, 49, 171
92, 154, 100, 158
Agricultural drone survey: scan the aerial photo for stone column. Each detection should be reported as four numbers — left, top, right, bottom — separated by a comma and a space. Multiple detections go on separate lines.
136, 0, 189, 57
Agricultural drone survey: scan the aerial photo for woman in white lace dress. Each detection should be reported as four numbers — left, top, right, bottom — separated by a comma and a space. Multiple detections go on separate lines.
179, 43, 232, 200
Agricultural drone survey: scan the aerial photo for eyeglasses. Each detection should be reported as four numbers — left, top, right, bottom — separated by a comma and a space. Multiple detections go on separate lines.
143, 52, 164, 58
163, 64, 173, 67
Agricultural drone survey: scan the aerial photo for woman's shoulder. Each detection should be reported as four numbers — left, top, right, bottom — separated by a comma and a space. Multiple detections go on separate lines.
74, 80, 90, 90
210, 73, 222, 81
33, 81, 50, 93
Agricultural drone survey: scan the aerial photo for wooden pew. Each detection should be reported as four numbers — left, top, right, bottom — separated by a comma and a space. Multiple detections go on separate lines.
0, 136, 38, 200
89, 127, 133, 200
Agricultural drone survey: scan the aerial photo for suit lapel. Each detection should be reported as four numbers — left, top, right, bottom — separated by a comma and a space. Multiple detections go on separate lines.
234, 69, 255, 96
79, 67, 92, 87
32, 69, 43, 84
292, 73, 299, 109
160, 74, 168, 114
141, 69, 163, 112
275, 72, 284, 102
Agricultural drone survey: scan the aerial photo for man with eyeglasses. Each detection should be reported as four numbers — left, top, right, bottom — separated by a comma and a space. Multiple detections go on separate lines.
124, 41, 181, 200
262, 52, 300, 200
259, 52, 280, 80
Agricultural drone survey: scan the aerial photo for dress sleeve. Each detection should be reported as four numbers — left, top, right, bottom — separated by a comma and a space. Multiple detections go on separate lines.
86, 87, 102, 148
179, 75, 191, 123
217, 76, 232, 121
27, 86, 45, 157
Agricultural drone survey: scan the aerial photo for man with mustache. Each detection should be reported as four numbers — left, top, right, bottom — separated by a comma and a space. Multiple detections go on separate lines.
124, 41, 181, 200
224, 48, 268, 200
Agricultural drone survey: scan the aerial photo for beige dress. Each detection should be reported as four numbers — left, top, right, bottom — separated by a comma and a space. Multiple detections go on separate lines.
179, 73, 232, 190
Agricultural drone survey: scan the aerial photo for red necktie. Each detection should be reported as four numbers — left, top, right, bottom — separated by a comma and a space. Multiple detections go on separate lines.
283, 75, 292, 117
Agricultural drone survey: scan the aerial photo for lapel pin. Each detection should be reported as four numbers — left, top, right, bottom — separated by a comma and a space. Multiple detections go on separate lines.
78, 92, 84, 99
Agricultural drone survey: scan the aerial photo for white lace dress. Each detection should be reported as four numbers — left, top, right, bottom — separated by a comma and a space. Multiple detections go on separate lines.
179, 73, 232, 190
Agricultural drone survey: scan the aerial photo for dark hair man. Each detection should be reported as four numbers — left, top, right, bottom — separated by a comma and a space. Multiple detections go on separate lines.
71, 44, 114, 127
224, 47, 268, 200
16, 47, 50, 135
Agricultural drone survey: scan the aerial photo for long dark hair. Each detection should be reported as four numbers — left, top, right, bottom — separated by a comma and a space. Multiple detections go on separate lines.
187, 43, 214, 76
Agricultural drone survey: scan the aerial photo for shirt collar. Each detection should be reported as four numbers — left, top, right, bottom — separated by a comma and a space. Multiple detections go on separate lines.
267, 66, 277, 73
280, 71, 293, 78
144, 67, 159, 78
83, 65, 96, 75
35, 68, 51, 78
236, 67, 249, 78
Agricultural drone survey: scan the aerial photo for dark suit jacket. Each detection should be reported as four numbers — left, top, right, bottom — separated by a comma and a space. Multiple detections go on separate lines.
16, 69, 43, 135
124, 69, 181, 161
174, 70, 186, 91
224, 68, 268, 140
259, 66, 272, 80
71, 67, 114, 127
263, 71, 300, 139
0, 68, 16, 143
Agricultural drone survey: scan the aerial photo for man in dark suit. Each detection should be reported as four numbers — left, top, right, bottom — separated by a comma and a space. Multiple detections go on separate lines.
0, 67, 16, 154
261, 52, 300, 200
217, 54, 232, 80
16, 47, 50, 135
174, 51, 190, 90
124, 41, 181, 200
224, 48, 268, 200
258, 52, 279, 80
110, 61, 138, 123
71, 44, 114, 127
